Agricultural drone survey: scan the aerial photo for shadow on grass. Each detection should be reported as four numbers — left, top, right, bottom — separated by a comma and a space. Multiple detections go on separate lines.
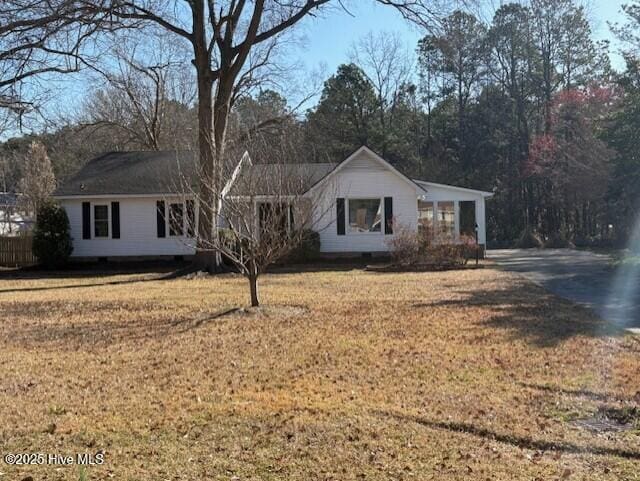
0, 263, 198, 294
412, 279, 623, 347
516, 382, 630, 403
2, 306, 239, 349
377, 410, 640, 460
266, 259, 386, 274
0, 260, 377, 293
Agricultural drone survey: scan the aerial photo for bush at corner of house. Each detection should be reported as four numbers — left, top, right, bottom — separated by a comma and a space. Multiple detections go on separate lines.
515, 226, 544, 248
387, 224, 470, 269
386, 224, 424, 266
32, 201, 73, 269
288, 229, 321, 263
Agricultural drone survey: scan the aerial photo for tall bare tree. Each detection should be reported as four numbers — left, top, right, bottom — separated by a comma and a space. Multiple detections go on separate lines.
350, 31, 413, 157
18, 141, 56, 216
81, 36, 197, 150
174, 130, 336, 306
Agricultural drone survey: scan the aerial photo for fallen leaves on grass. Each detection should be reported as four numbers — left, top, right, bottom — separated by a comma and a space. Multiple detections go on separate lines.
0, 267, 638, 480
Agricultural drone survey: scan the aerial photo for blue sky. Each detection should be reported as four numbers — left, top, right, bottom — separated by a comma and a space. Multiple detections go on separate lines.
295, 0, 628, 74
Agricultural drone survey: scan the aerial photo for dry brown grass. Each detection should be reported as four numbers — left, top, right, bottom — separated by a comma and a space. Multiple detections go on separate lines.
0, 266, 639, 480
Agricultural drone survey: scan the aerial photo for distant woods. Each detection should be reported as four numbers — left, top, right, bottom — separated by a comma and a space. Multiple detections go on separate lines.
2, 0, 640, 247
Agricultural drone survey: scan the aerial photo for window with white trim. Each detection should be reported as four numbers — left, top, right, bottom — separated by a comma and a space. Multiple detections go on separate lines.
348, 198, 382, 233
94, 204, 109, 238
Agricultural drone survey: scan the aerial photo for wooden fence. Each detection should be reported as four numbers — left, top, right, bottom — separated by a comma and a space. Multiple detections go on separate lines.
0, 235, 37, 267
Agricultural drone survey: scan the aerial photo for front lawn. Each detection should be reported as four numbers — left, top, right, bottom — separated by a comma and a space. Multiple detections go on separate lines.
0, 267, 638, 480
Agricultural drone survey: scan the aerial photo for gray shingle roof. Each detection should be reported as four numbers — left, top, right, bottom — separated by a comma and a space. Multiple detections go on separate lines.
55, 151, 338, 197
226, 162, 338, 196
54, 151, 198, 196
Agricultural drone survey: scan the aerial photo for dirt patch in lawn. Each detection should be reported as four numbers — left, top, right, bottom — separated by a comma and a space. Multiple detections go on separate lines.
0, 268, 638, 480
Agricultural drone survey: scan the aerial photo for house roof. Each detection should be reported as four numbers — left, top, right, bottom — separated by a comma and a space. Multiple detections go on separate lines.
412, 180, 494, 197
225, 162, 338, 196
54, 151, 197, 197
54, 146, 493, 200
54, 150, 336, 198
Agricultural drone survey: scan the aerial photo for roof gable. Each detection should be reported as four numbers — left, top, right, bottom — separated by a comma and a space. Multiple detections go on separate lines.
307, 146, 426, 194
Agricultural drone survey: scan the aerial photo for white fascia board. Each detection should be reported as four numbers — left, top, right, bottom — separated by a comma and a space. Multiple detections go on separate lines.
413, 179, 494, 197
221, 151, 252, 199
53, 193, 193, 200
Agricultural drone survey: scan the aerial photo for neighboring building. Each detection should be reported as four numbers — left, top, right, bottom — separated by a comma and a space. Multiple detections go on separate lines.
53, 146, 493, 260
0, 192, 33, 236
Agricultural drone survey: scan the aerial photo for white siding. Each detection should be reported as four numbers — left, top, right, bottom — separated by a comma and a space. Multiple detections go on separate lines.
311, 150, 418, 253
61, 197, 196, 258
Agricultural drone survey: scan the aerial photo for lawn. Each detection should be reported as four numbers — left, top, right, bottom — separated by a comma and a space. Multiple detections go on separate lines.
0, 266, 639, 480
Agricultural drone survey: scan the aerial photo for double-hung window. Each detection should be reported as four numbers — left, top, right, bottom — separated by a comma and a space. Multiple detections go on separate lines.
94, 205, 109, 238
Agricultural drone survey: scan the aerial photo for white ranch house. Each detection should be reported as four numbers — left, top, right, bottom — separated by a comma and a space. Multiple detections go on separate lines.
54, 146, 493, 260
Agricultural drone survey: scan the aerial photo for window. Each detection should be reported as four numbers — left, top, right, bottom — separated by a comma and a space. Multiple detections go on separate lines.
437, 201, 455, 240
94, 205, 109, 238
169, 203, 184, 236
418, 200, 434, 237
348, 198, 382, 233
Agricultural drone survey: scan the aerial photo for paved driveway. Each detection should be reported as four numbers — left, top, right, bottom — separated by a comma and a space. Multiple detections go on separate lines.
489, 249, 640, 331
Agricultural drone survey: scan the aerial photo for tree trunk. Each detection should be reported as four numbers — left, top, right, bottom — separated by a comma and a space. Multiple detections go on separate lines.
248, 274, 259, 307
192, 40, 219, 271
192, 2, 219, 273
194, 71, 218, 271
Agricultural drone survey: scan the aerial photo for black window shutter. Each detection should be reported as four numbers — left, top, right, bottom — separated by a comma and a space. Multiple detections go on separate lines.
156, 200, 166, 238
336, 198, 345, 235
186, 199, 195, 237
111, 202, 120, 239
82, 202, 91, 239
384, 197, 393, 235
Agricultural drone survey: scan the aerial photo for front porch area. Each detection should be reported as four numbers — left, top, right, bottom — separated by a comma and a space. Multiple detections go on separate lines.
413, 180, 493, 247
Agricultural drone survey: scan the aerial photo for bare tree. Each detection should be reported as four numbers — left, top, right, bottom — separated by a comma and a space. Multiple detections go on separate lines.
18, 141, 56, 216
173, 131, 336, 307
350, 31, 413, 156
81, 35, 197, 150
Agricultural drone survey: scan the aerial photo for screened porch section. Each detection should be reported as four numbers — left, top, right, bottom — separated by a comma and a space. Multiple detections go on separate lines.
418, 199, 478, 242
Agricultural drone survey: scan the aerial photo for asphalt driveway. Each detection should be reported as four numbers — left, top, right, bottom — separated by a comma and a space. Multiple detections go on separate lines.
489, 249, 640, 332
